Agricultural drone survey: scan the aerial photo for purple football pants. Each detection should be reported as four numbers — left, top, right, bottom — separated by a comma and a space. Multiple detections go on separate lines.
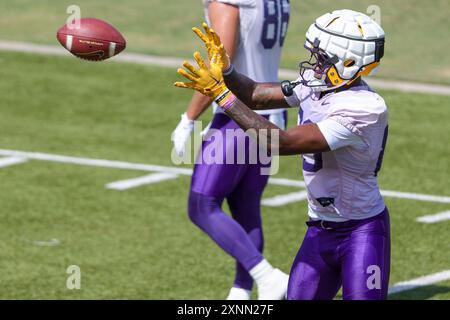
188, 113, 277, 290
287, 208, 391, 300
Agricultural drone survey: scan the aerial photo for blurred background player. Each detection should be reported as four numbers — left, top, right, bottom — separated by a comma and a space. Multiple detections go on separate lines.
171, 0, 291, 300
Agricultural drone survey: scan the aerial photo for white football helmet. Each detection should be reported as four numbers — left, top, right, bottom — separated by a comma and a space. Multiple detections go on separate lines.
299, 9, 385, 92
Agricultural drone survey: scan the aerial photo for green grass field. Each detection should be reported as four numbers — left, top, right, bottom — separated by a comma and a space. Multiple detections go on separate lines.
1, 0, 450, 85
0, 49, 449, 299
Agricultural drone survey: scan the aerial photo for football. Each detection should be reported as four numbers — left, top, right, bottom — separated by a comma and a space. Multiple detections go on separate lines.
56, 18, 126, 61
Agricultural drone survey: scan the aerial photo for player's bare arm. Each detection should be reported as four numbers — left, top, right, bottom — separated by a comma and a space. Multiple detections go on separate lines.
223, 67, 290, 110
174, 40, 329, 155
223, 99, 329, 155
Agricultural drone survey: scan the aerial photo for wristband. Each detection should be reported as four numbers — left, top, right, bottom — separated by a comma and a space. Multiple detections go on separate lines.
222, 64, 234, 76
215, 89, 237, 111
214, 89, 232, 105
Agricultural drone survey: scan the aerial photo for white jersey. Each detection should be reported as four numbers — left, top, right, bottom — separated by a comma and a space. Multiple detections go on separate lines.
204, 0, 290, 115
285, 71, 389, 222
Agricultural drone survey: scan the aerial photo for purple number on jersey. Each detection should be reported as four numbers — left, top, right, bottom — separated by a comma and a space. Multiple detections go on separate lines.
261, 0, 290, 49
302, 119, 323, 173
374, 125, 389, 176
303, 152, 323, 173
261, 0, 279, 49
279, 0, 290, 46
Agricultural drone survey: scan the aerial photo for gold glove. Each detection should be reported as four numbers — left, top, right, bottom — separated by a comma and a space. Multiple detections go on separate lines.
192, 22, 230, 71
174, 51, 229, 99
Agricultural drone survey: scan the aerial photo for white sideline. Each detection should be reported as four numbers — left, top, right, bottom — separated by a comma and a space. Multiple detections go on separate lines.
0, 148, 449, 205
389, 270, 450, 295
106, 172, 179, 190
279, 69, 450, 96
264, 187, 450, 207
416, 210, 450, 224
1, 40, 450, 96
0, 149, 305, 189
32, 239, 61, 247
380, 190, 450, 204
268, 177, 306, 188
262, 191, 309, 207
0, 156, 28, 168
0, 149, 192, 175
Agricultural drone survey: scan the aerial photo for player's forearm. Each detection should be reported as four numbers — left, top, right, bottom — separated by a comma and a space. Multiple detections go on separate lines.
225, 99, 279, 132
223, 67, 289, 110
252, 82, 291, 110
223, 99, 288, 154
222, 67, 257, 108
186, 91, 214, 120
223, 98, 328, 155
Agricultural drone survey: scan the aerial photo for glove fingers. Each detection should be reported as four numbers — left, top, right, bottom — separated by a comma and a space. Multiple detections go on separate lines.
183, 61, 199, 76
218, 44, 230, 68
193, 52, 207, 70
211, 52, 219, 64
174, 81, 195, 89
177, 68, 198, 82
210, 29, 222, 47
174, 81, 205, 95
219, 44, 226, 55
202, 22, 214, 41
192, 27, 209, 45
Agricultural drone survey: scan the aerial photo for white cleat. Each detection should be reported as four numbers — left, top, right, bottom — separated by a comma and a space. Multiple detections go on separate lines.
226, 287, 252, 300
256, 269, 289, 300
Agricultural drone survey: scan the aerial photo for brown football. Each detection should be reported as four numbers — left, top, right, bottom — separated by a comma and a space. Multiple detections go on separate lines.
57, 18, 126, 61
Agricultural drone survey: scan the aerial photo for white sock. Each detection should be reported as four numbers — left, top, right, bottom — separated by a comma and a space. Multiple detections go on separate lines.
249, 259, 274, 287
226, 287, 251, 300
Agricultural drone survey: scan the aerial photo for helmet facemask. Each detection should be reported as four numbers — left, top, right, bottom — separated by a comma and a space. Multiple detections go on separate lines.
298, 38, 340, 92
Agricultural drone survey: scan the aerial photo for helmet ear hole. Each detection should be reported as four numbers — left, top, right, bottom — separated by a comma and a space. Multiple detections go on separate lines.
344, 59, 355, 67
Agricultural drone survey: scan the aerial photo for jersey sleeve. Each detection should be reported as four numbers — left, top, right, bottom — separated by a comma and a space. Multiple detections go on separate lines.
321, 92, 388, 147
328, 103, 386, 135
284, 70, 316, 108
204, 0, 256, 7
317, 118, 367, 151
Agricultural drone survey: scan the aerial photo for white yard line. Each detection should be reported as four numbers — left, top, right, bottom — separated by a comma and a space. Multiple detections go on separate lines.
0, 148, 449, 204
381, 190, 450, 204
268, 177, 306, 188
262, 189, 450, 207
1, 40, 450, 96
262, 191, 309, 207
416, 210, 450, 224
389, 270, 450, 295
279, 69, 450, 96
0, 40, 68, 56
32, 239, 61, 247
0, 156, 28, 168
0, 149, 192, 175
106, 172, 179, 190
